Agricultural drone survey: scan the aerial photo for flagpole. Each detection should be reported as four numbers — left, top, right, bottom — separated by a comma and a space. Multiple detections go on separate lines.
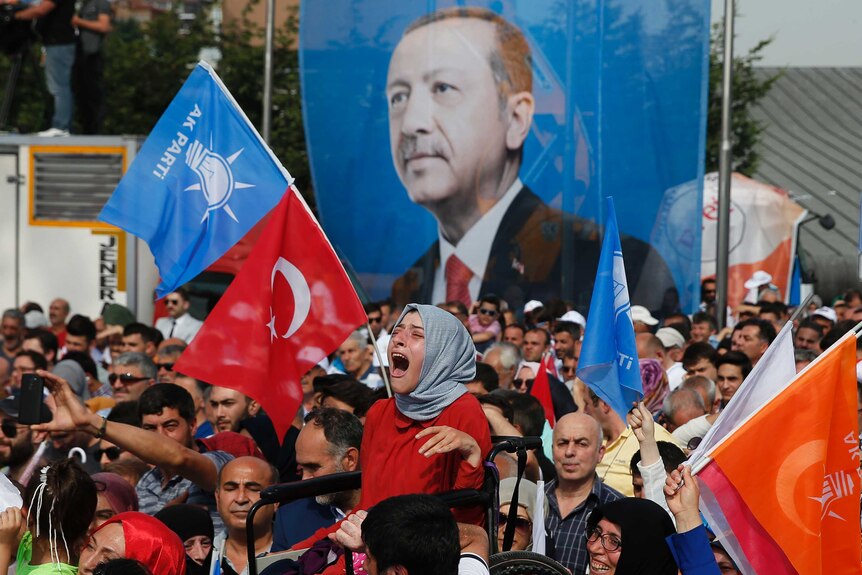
690, 328, 860, 475
366, 323, 393, 398
787, 292, 814, 326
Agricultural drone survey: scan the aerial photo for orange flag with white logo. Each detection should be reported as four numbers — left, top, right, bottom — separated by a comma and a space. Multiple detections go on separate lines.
697, 334, 861, 575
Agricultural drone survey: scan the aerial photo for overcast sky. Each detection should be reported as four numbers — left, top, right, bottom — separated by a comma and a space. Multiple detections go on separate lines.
711, 0, 862, 67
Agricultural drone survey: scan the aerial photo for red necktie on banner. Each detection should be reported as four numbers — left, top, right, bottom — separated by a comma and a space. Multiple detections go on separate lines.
174, 187, 366, 441
445, 254, 473, 307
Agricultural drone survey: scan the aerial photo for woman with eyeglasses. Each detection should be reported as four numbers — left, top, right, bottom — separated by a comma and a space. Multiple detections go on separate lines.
585, 465, 720, 575
497, 477, 545, 552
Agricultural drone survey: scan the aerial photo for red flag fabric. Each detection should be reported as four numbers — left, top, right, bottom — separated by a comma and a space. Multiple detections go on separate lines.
174, 187, 366, 441
531, 355, 556, 427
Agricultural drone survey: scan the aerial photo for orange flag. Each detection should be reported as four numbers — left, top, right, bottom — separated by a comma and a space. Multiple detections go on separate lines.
698, 334, 861, 575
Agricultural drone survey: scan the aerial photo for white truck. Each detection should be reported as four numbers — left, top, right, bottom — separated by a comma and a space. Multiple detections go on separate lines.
0, 135, 159, 320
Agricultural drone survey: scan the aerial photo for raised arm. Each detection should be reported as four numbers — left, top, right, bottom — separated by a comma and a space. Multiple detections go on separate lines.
34, 370, 220, 492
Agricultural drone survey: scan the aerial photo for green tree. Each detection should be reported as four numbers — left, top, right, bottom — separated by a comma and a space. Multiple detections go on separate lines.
705, 23, 779, 176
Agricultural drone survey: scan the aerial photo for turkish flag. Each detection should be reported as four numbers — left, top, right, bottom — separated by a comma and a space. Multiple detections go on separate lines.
697, 334, 861, 575
530, 355, 556, 427
174, 187, 366, 441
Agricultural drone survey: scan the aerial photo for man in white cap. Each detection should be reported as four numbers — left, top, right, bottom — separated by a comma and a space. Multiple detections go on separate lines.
630, 305, 658, 334
810, 306, 837, 332
655, 326, 686, 390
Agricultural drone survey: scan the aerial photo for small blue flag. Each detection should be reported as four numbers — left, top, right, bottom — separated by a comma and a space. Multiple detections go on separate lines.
576, 197, 643, 421
99, 61, 292, 298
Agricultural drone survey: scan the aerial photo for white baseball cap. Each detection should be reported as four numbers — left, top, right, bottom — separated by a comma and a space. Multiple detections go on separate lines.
656, 327, 685, 349
812, 306, 837, 324
630, 305, 659, 326
524, 300, 543, 314
557, 310, 586, 327
743, 270, 773, 290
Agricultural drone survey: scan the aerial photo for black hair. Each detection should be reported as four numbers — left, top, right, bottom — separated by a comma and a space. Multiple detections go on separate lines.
21, 302, 43, 314
61, 350, 97, 379
472, 362, 499, 393
24, 329, 58, 359
478, 393, 514, 424
108, 401, 142, 427
317, 378, 377, 418
478, 294, 501, 311
525, 327, 550, 346
758, 301, 787, 318
363, 494, 459, 575
504, 323, 526, 336
303, 407, 363, 452
735, 318, 777, 345
507, 393, 546, 438
630, 441, 687, 476
363, 302, 382, 315
553, 320, 582, 340
715, 351, 753, 380
14, 350, 47, 372
138, 383, 195, 421
66, 314, 96, 342
690, 311, 717, 331
24, 458, 97, 550
123, 322, 157, 344
681, 342, 717, 370
797, 319, 824, 336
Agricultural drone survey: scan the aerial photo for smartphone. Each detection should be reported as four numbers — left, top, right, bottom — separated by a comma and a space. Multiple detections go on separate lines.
18, 373, 45, 425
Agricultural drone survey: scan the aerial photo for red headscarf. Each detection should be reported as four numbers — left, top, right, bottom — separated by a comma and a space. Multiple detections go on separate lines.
93, 511, 186, 575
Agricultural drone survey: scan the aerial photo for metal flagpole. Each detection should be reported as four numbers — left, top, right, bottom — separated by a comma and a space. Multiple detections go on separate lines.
366, 323, 393, 398
715, 0, 735, 330
262, 0, 275, 142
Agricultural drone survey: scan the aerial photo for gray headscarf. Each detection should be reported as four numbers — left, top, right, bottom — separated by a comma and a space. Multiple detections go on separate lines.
392, 304, 473, 420
499, 477, 545, 551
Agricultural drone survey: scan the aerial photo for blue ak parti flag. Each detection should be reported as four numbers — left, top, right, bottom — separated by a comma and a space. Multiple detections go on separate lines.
99, 61, 292, 298
576, 197, 643, 421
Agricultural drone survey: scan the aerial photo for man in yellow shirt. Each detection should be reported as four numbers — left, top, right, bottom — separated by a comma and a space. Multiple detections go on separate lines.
582, 386, 684, 496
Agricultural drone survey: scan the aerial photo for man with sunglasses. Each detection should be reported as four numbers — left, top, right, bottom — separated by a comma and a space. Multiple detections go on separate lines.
155, 343, 186, 384
109, 352, 156, 402
155, 287, 203, 344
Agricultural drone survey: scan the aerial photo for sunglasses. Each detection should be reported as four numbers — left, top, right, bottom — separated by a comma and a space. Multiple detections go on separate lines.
562, 366, 577, 374
479, 309, 498, 316
165, 298, 181, 306
156, 362, 175, 371
498, 512, 532, 531
1, 420, 26, 439
513, 378, 534, 389
98, 446, 123, 461
368, 316, 382, 324
108, 373, 149, 385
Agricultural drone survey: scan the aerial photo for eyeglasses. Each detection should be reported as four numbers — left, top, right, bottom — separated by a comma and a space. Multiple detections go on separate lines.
98, 446, 123, 461
156, 362, 175, 372
165, 298, 181, 306
562, 366, 577, 375
586, 527, 622, 552
498, 513, 532, 532
479, 309, 498, 316
368, 316, 382, 324
513, 378, 534, 389
1, 420, 27, 439
108, 373, 150, 385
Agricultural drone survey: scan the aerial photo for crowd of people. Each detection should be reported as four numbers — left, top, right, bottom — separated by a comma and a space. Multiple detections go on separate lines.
0, 277, 858, 575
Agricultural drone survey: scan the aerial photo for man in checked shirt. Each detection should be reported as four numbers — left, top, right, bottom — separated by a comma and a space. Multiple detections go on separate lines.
544, 412, 622, 574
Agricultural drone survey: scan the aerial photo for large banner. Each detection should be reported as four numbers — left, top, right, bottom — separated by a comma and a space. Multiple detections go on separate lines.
300, 0, 710, 314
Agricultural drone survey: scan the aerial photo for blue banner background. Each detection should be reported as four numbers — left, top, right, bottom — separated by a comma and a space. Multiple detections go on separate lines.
300, 0, 710, 312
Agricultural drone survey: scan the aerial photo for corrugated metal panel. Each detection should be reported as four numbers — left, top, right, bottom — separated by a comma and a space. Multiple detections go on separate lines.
32, 152, 123, 222
751, 67, 862, 296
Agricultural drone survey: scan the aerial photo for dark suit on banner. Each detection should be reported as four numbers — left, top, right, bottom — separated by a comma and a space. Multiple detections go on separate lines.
392, 186, 675, 313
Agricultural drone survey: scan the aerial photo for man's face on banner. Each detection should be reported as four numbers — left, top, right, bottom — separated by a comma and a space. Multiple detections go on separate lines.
386, 18, 509, 209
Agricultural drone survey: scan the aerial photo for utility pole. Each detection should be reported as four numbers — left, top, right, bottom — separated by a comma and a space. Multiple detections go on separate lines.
716, 0, 734, 330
